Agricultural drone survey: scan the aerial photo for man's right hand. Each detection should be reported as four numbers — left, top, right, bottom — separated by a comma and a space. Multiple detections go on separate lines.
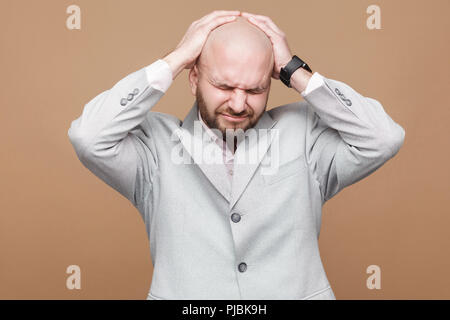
162, 10, 240, 80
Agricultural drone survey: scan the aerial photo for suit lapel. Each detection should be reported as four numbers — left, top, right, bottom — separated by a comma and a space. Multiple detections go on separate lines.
175, 101, 232, 202
230, 111, 278, 209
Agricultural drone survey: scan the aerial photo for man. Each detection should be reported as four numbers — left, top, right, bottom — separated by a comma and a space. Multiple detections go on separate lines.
68, 11, 405, 300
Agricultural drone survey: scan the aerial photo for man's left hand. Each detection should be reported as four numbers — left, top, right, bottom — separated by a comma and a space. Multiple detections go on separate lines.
241, 12, 292, 80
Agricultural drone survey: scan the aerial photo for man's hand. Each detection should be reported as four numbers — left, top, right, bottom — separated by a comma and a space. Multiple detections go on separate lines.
163, 10, 240, 80
242, 12, 312, 93
241, 12, 293, 80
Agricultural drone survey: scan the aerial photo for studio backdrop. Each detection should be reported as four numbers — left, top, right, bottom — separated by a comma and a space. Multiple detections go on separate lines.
0, 0, 449, 299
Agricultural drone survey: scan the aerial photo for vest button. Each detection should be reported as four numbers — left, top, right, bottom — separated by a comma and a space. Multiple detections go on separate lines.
238, 262, 247, 273
231, 212, 241, 223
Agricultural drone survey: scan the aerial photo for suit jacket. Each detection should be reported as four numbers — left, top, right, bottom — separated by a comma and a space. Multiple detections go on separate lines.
68, 61, 405, 300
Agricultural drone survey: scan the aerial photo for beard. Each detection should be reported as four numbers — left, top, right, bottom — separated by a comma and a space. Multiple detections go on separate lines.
196, 87, 266, 140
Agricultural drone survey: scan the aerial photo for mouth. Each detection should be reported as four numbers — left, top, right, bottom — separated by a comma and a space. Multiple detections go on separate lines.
220, 113, 248, 123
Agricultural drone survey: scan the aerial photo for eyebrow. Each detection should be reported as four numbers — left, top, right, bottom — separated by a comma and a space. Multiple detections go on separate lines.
210, 78, 268, 92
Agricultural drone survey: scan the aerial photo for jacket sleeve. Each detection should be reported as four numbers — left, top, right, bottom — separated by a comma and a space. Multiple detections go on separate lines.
67, 60, 173, 207
302, 72, 406, 203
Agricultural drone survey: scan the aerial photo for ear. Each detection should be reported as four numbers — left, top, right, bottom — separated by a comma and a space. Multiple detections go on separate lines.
188, 64, 200, 96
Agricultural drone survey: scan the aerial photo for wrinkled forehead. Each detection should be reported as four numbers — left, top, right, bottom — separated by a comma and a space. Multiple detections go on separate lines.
198, 17, 274, 89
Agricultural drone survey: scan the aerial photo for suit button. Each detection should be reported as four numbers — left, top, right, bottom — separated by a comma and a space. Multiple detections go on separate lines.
238, 262, 247, 273
127, 93, 134, 101
231, 212, 241, 223
133, 88, 139, 95
120, 98, 127, 106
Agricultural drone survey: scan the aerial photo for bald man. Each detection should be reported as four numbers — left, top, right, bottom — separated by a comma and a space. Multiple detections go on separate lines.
68, 10, 405, 300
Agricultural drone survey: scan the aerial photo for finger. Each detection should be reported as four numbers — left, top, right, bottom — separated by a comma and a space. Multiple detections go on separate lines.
200, 10, 240, 24
205, 15, 237, 32
246, 16, 280, 41
243, 13, 284, 36
197, 13, 239, 30
192, 10, 239, 26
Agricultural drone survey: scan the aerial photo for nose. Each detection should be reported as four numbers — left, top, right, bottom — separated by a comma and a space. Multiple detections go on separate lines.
228, 89, 248, 114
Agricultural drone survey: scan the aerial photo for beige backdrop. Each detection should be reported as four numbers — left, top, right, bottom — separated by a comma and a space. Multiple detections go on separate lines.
1, 0, 449, 299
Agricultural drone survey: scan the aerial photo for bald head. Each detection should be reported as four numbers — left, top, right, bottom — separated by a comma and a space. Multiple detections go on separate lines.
197, 16, 274, 74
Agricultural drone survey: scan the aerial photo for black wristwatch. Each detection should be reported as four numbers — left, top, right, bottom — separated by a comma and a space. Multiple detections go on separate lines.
279, 55, 312, 88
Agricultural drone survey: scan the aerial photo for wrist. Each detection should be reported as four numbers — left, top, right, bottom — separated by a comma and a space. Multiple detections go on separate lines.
290, 68, 313, 94
162, 50, 187, 80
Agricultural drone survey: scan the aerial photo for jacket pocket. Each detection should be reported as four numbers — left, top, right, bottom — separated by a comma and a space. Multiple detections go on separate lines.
262, 155, 304, 185
302, 286, 335, 300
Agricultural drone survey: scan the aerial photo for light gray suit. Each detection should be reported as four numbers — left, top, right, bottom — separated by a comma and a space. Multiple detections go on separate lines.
68, 61, 405, 300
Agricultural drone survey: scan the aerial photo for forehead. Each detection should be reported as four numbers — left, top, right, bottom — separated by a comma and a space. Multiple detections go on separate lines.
201, 45, 272, 90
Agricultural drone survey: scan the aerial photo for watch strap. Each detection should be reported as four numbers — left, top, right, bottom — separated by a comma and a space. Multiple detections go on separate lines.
280, 55, 312, 88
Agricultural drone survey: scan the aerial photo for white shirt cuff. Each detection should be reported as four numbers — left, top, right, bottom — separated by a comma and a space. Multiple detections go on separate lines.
144, 59, 173, 93
301, 71, 324, 96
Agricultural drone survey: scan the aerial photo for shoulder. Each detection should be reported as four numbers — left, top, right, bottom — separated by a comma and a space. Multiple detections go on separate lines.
144, 111, 182, 133
267, 100, 315, 128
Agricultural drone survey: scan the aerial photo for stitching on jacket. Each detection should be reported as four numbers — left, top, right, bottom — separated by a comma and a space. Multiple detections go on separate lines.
323, 79, 361, 119
323, 78, 374, 130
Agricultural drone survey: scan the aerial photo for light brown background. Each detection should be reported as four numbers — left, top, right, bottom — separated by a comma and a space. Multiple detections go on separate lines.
1, 0, 449, 299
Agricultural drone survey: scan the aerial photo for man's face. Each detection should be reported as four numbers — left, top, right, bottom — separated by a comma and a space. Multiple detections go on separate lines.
189, 18, 274, 137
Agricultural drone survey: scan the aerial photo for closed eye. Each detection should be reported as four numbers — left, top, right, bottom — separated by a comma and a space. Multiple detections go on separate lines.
217, 86, 264, 95
218, 86, 233, 91
247, 89, 264, 95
